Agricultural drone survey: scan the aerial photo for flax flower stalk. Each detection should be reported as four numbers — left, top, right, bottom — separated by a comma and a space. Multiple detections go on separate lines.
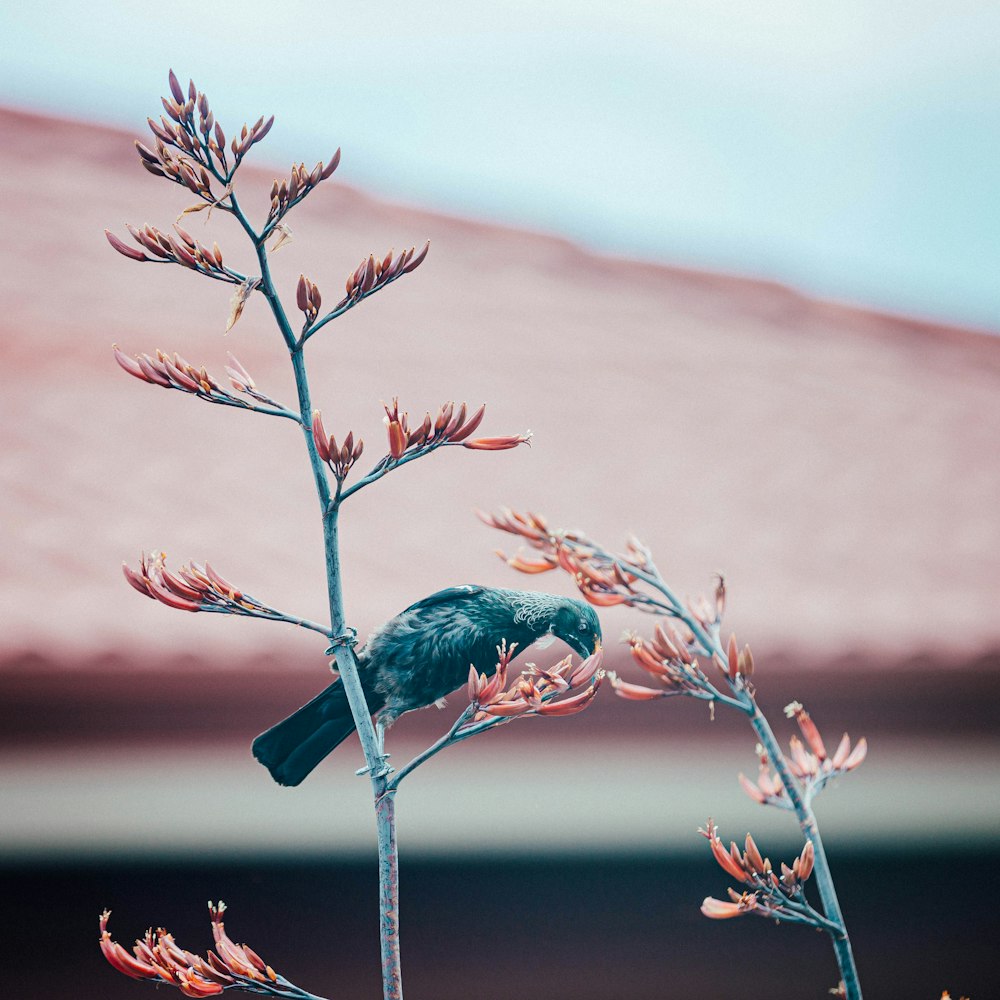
221, 161, 405, 1000
109, 70, 543, 1000
480, 508, 863, 1000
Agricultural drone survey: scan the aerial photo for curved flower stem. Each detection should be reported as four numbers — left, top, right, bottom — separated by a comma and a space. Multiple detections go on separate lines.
205, 396, 302, 423
566, 536, 862, 999
340, 441, 463, 502
747, 702, 859, 997
299, 275, 406, 346
386, 708, 475, 790
199, 603, 332, 638
227, 192, 402, 1000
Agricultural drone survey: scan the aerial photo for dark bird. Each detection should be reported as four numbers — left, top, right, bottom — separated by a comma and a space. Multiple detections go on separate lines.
252, 585, 602, 786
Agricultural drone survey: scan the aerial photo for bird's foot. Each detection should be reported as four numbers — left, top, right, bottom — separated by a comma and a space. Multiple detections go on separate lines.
325, 627, 358, 655
355, 753, 394, 779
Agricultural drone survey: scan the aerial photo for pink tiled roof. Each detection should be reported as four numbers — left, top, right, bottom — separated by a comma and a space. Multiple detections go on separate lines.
2, 107, 999, 668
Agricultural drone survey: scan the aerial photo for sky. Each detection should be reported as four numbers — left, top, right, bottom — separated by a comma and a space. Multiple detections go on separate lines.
3, 0, 999, 329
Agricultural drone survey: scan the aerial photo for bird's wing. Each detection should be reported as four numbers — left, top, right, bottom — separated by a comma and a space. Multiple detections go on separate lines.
399, 585, 486, 615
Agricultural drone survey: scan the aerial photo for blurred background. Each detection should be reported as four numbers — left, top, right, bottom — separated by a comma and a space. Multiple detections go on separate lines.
1, 3, 998, 998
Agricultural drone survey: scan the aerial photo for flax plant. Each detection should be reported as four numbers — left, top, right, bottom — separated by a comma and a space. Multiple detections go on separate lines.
481, 508, 866, 1000
101, 71, 602, 1000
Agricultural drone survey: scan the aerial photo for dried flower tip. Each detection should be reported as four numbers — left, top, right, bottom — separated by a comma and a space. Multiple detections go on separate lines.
224, 353, 256, 392
714, 574, 726, 621
726, 633, 740, 680
269, 223, 293, 252
226, 278, 257, 333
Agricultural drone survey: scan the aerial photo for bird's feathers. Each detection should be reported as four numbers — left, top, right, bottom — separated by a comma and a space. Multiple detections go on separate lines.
253, 586, 602, 785
252, 678, 384, 786
400, 584, 486, 614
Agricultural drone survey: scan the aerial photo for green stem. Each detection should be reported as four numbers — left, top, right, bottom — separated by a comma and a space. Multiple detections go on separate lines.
576, 539, 862, 999
228, 192, 402, 1000
387, 708, 475, 790
375, 790, 402, 1000
747, 702, 861, 1000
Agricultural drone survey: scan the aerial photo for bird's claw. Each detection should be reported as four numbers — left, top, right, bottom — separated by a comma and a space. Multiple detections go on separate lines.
355, 754, 394, 778
325, 626, 358, 654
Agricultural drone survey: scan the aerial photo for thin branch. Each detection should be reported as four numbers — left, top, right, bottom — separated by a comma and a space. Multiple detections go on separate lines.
200, 603, 332, 638
223, 188, 400, 999
339, 444, 445, 501
484, 512, 863, 1000
300, 273, 408, 345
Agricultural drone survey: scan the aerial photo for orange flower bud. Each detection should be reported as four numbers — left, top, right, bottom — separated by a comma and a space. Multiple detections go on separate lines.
738, 772, 767, 804
461, 434, 531, 451
793, 707, 828, 760
167, 70, 185, 103
578, 588, 627, 607
798, 839, 815, 881
386, 419, 406, 459
700, 896, 753, 919
787, 735, 817, 777
122, 562, 154, 598
744, 834, 765, 873
311, 410, 331, 462
467, 665, 483, 702
478, 663, 508, 704
843, 738, 868, 770
321, 148, 342, 179
449, 403, 486, 442
628, 638, 669, 677
483, 699, 530, 717
710, 834, 750, 882
831, 732, 852, 769
401, 240, 430, 274
499, 549, 557, 574
536, 682, 600, 716
567, 649, 603, 686
106, 229, 149, 261
145, 572, 202, 611
727, 633, 740, 680
610, 674, 665, 700
204, 562, 242, 601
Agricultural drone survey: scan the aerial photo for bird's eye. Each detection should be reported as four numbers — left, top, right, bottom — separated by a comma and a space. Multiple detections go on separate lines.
578, 620, 588, 632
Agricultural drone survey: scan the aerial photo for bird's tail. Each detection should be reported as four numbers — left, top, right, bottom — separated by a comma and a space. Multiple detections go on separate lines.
252, 679, 383, 786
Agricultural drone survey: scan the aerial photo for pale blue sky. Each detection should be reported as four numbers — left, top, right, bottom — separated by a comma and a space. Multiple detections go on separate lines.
3, 1, 998, 329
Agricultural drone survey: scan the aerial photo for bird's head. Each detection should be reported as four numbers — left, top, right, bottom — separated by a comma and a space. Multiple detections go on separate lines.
548, 598, 603, 658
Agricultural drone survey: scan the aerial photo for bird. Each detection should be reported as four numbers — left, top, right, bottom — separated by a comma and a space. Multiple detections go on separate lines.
252, 585, 602, 786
